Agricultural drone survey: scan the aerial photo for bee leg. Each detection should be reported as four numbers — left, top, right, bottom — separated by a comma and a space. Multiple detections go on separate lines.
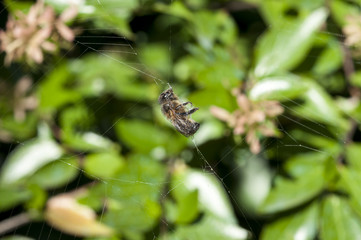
176, 107, 199, 116
175, 102, 193, 110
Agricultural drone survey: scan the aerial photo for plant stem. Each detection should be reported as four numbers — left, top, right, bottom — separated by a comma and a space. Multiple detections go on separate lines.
0, 212, 31, 235
343, 45, 361, 98
337, 45, 360, 164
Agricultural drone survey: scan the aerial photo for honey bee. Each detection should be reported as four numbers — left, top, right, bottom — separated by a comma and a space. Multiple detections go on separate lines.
158, 86, 200, 137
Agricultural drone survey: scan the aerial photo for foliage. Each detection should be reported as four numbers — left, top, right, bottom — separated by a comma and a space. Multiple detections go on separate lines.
1, 0, 361, 239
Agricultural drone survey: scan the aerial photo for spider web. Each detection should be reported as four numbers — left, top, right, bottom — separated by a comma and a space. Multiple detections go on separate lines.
0, 1, 356, 240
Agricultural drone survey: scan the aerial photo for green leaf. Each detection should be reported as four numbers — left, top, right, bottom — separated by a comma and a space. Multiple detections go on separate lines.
46, 0, 137, 37
60, 105, 119, 152
330, 0, 360, 27
84, 152, 124, 179
70, 55, 158, 101
139, 44, 172, 78
320, 196, 361, 240
259, 167, 324, 214
155, 2, 193, 21
172, 169, 237, 223
189, 88, 236, 111
192, 119, 225, 146
115, 119, 187, 154
254, 8, 328, 77
0, 186, 31, 211
289, 130, 340, 153
4, 0, 33, 13
339, 167, 361, 218
235, 150, 272, 211
312, 39, 343, 75
90, 155, 166, 235
168, 214, 249, 240
346, 144, 361, 171
0, 114, 38, 140
196, 63, 242, 89
350, 71, 361, 89
260, 0, 325, 27
249, 74, 308, 101
175, 190, 199, 224
293, 82, 348, 129
260, 202, 319, 240
29, 158, 79, 189
0, 138, 63, 184
38, 64, 81, 113
64, 132, 120, 153
174, 56, 207, 82
284, 152, 328, 178
25, 184, 47, 210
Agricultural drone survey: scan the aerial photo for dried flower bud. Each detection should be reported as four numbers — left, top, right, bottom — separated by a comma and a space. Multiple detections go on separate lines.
45, 191, 114, 237
13, 77, 38, 122
0, 1, 77, 65
343, 15, 361, 57
211, 91, 283, 154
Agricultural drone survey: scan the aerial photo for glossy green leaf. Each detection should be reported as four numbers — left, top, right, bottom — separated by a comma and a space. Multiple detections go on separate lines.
172, 169, 237, 223
254, 8, 328, 77
288, 130, 340, 153
189, 88, 235, 111
312, 39, 343, 75
260, 202, 318, 240
339, 167, 361, 218
174, 190, 199, 224
90, 155, 166, 235
0, 186, 31, 211
155, 2, 193, 20
249, 74, 308, 101
25, 184, 47, 210
60, 105, 119, 152
259, 167, 324, 214
293, 82, 348, 129
116, 119, 187, 154
259, 0, 291, 27
29, 158, 78, 189
70, 55, 158, 101
139, 44, 172, 77
259, 0, 325, 27
330, 0, 359, 27
0, 138, 63, 184
192, 119, 225, 146
320, 196, 361, 240
84, 152, 124, 179
64, 132, 120, 153
168, 214, 249, 240
0, 114, 38, 140
350, 71, 361, 89
196, 63, 242, 89
47, 0, 137, 37
38, 64, 81, 113
235, 150, 272, 211
284, 152, 328, 178
346, 144, 361, 171
174, 56, 207, 82
192, 11, 237, 49
4, 0, 33, 13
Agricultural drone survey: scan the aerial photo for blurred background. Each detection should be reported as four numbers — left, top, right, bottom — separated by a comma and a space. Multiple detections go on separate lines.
1, 0, 361, 239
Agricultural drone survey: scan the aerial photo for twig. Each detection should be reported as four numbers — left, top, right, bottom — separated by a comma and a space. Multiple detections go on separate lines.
337, 45, 360, 164
343, 45, 361, 98
0, 212, 31, 235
